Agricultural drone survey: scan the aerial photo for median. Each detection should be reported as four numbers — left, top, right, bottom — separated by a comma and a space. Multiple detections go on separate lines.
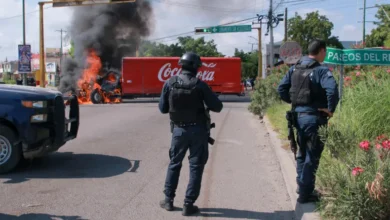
249, 63, 390, 220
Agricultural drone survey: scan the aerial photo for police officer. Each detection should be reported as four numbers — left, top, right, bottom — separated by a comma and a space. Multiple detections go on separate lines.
277, 39, 339, 203
158, 52, 223, 216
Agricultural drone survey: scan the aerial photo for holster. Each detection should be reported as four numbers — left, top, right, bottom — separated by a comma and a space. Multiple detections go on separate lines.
286, 110, 298, 160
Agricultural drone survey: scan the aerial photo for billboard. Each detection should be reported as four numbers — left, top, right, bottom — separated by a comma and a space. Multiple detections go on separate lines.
31, 53, 40, 70
18, 45, 32, 73
46, 62, 57, 73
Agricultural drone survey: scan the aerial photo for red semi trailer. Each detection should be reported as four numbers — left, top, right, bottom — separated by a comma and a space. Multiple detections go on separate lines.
120, 57, 245, 99
81, 56, 245, 104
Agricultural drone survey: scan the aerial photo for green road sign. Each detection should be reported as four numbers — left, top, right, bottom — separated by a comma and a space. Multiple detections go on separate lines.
324, 47, 390, 66
195, 25, 252, 34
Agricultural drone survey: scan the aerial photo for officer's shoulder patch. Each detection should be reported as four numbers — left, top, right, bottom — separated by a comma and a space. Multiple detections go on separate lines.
326, 70, 333, 77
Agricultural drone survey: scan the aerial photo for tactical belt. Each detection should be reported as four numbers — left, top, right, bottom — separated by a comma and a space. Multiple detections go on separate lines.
173, 122, 198, 127
297, 112, 318, 116
298, 111, 328, 118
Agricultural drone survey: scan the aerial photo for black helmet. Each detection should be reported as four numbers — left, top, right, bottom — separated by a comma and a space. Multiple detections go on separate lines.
178, 52, 202, 71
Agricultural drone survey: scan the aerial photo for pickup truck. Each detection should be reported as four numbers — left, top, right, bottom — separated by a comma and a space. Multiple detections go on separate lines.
0, 84, 79, 173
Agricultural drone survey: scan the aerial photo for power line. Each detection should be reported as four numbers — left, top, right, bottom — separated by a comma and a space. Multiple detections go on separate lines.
0, 5, 53, 21
148, 16, 258, 42
0, 0, 262, 22
152, 0, 257, 14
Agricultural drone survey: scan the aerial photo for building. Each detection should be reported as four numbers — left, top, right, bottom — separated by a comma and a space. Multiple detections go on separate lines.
0, 58, 19, 81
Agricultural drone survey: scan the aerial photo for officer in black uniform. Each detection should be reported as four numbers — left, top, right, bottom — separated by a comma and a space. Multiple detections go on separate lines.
158, 52, 223, 216
277, 39, 340, 203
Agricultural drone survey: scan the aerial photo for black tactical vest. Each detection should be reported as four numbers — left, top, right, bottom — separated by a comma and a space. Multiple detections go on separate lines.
289, 60, 321, 108
168, 75, 205, 123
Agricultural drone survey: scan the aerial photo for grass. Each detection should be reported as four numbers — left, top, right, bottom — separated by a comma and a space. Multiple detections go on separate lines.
250, 66, 390, 219
266, 102, 289, 139
265, 102, 291, 150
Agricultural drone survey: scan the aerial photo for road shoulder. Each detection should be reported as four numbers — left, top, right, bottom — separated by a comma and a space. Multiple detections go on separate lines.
262, 115, 321, 220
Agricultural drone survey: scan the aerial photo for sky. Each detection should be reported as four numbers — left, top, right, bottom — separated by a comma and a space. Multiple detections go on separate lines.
0, 0, 388, 61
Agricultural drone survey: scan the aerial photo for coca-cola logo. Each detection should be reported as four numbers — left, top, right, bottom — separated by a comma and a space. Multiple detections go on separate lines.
157, 62, 216, 82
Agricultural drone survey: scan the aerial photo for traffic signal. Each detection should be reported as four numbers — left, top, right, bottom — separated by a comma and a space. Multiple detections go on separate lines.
277, 13, 284, 21
194, 28, 211, 34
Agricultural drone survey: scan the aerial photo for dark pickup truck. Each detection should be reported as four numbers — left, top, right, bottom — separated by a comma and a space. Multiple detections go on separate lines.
0, 84, 79, 173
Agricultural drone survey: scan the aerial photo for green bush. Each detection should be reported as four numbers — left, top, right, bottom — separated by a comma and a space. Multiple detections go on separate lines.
316, 67, 390, 220
4, 79, 16, 84
249, 64, 390, 219
248, 65, 289, 117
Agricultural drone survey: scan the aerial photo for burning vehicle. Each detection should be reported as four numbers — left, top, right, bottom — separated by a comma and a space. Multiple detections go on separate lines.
58, 0, 153, 104
74, 50, 122, 104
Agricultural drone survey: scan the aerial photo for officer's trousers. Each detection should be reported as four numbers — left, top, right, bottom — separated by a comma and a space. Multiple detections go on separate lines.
296, 113, 327, 196
163, 124, 209, 204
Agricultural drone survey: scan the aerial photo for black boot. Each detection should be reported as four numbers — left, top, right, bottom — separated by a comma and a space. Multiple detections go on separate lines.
182, 203, 199, 216
296, 188, 321, 197
297, 194, 320, 204
159, 199, 174, 211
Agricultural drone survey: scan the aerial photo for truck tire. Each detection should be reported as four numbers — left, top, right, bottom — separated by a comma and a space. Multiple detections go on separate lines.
0, 125, 21, 174
91, 89, 103, 104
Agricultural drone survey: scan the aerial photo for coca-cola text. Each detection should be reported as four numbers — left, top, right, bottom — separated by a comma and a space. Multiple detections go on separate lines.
157, 63, 215, 82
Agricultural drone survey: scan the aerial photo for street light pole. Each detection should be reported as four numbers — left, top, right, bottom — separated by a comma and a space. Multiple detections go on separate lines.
22, 0, 28, 86
39, 2, 45, 88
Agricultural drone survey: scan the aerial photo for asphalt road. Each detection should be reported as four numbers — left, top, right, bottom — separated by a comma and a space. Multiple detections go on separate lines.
0, 95, 294, 220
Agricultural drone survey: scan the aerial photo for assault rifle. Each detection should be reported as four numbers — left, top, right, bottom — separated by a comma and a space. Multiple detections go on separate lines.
205, 108, 216, 145
286, 110, 298, 160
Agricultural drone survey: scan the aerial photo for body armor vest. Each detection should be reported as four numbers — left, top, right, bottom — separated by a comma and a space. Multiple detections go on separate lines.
289, 60, 321, 108
168, 75, 205, 123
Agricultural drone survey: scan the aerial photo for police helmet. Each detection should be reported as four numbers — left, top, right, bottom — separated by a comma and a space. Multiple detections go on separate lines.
178, 52, 202, 71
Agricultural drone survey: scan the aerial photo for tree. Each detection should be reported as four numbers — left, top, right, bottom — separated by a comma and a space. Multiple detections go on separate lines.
139, 36, 225, 57
69, 41, 75, 58
287, 11, 343, 54
177, 36, 224, 57
233, 48, 258, 80
365, 4, 390, 47
139, 41, 184, 57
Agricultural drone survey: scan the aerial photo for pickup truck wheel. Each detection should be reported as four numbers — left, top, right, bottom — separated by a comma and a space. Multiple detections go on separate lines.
91, 89, 103, 104
0, 125, 21, 174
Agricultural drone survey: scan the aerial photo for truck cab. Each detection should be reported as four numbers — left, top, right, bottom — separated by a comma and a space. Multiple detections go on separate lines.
0, 84, 79, 173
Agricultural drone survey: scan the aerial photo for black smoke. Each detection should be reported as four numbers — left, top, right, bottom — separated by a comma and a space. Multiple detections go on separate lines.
59, 0, 154, 93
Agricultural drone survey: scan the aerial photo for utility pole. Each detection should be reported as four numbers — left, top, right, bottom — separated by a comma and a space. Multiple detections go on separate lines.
22, 0, 27, 86
284, 7, 288, 42
56, 29, 66, 74
39, 2, 45, 88
269, 0, 274, 70
363, 0, 366, 44
253, 16, 266, 79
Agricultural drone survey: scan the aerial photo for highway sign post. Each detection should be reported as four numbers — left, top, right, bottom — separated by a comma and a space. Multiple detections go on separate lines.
324, 47, 390, 110
324, 48, 390, 66
195, 25, 252, 34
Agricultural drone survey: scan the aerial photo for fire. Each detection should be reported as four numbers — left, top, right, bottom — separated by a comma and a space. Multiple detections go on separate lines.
75, 49, 122, 104
77, 49, 101, 104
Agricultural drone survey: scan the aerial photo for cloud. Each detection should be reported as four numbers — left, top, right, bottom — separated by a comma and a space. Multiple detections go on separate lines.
0, 0, 366, 61
295, 7, 344, 21
0, 0, 73, 60
147, 0, 270, 56
339, 24, 360, 40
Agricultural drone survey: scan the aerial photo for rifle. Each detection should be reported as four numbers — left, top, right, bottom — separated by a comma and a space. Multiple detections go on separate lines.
286, 110, 298, 160
205, 108, 216, 145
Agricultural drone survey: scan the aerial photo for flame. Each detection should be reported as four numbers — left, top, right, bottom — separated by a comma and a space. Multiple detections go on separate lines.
75, 49, 122, 104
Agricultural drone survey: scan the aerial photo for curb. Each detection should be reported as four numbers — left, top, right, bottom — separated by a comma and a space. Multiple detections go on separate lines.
262, 116, 321, 220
